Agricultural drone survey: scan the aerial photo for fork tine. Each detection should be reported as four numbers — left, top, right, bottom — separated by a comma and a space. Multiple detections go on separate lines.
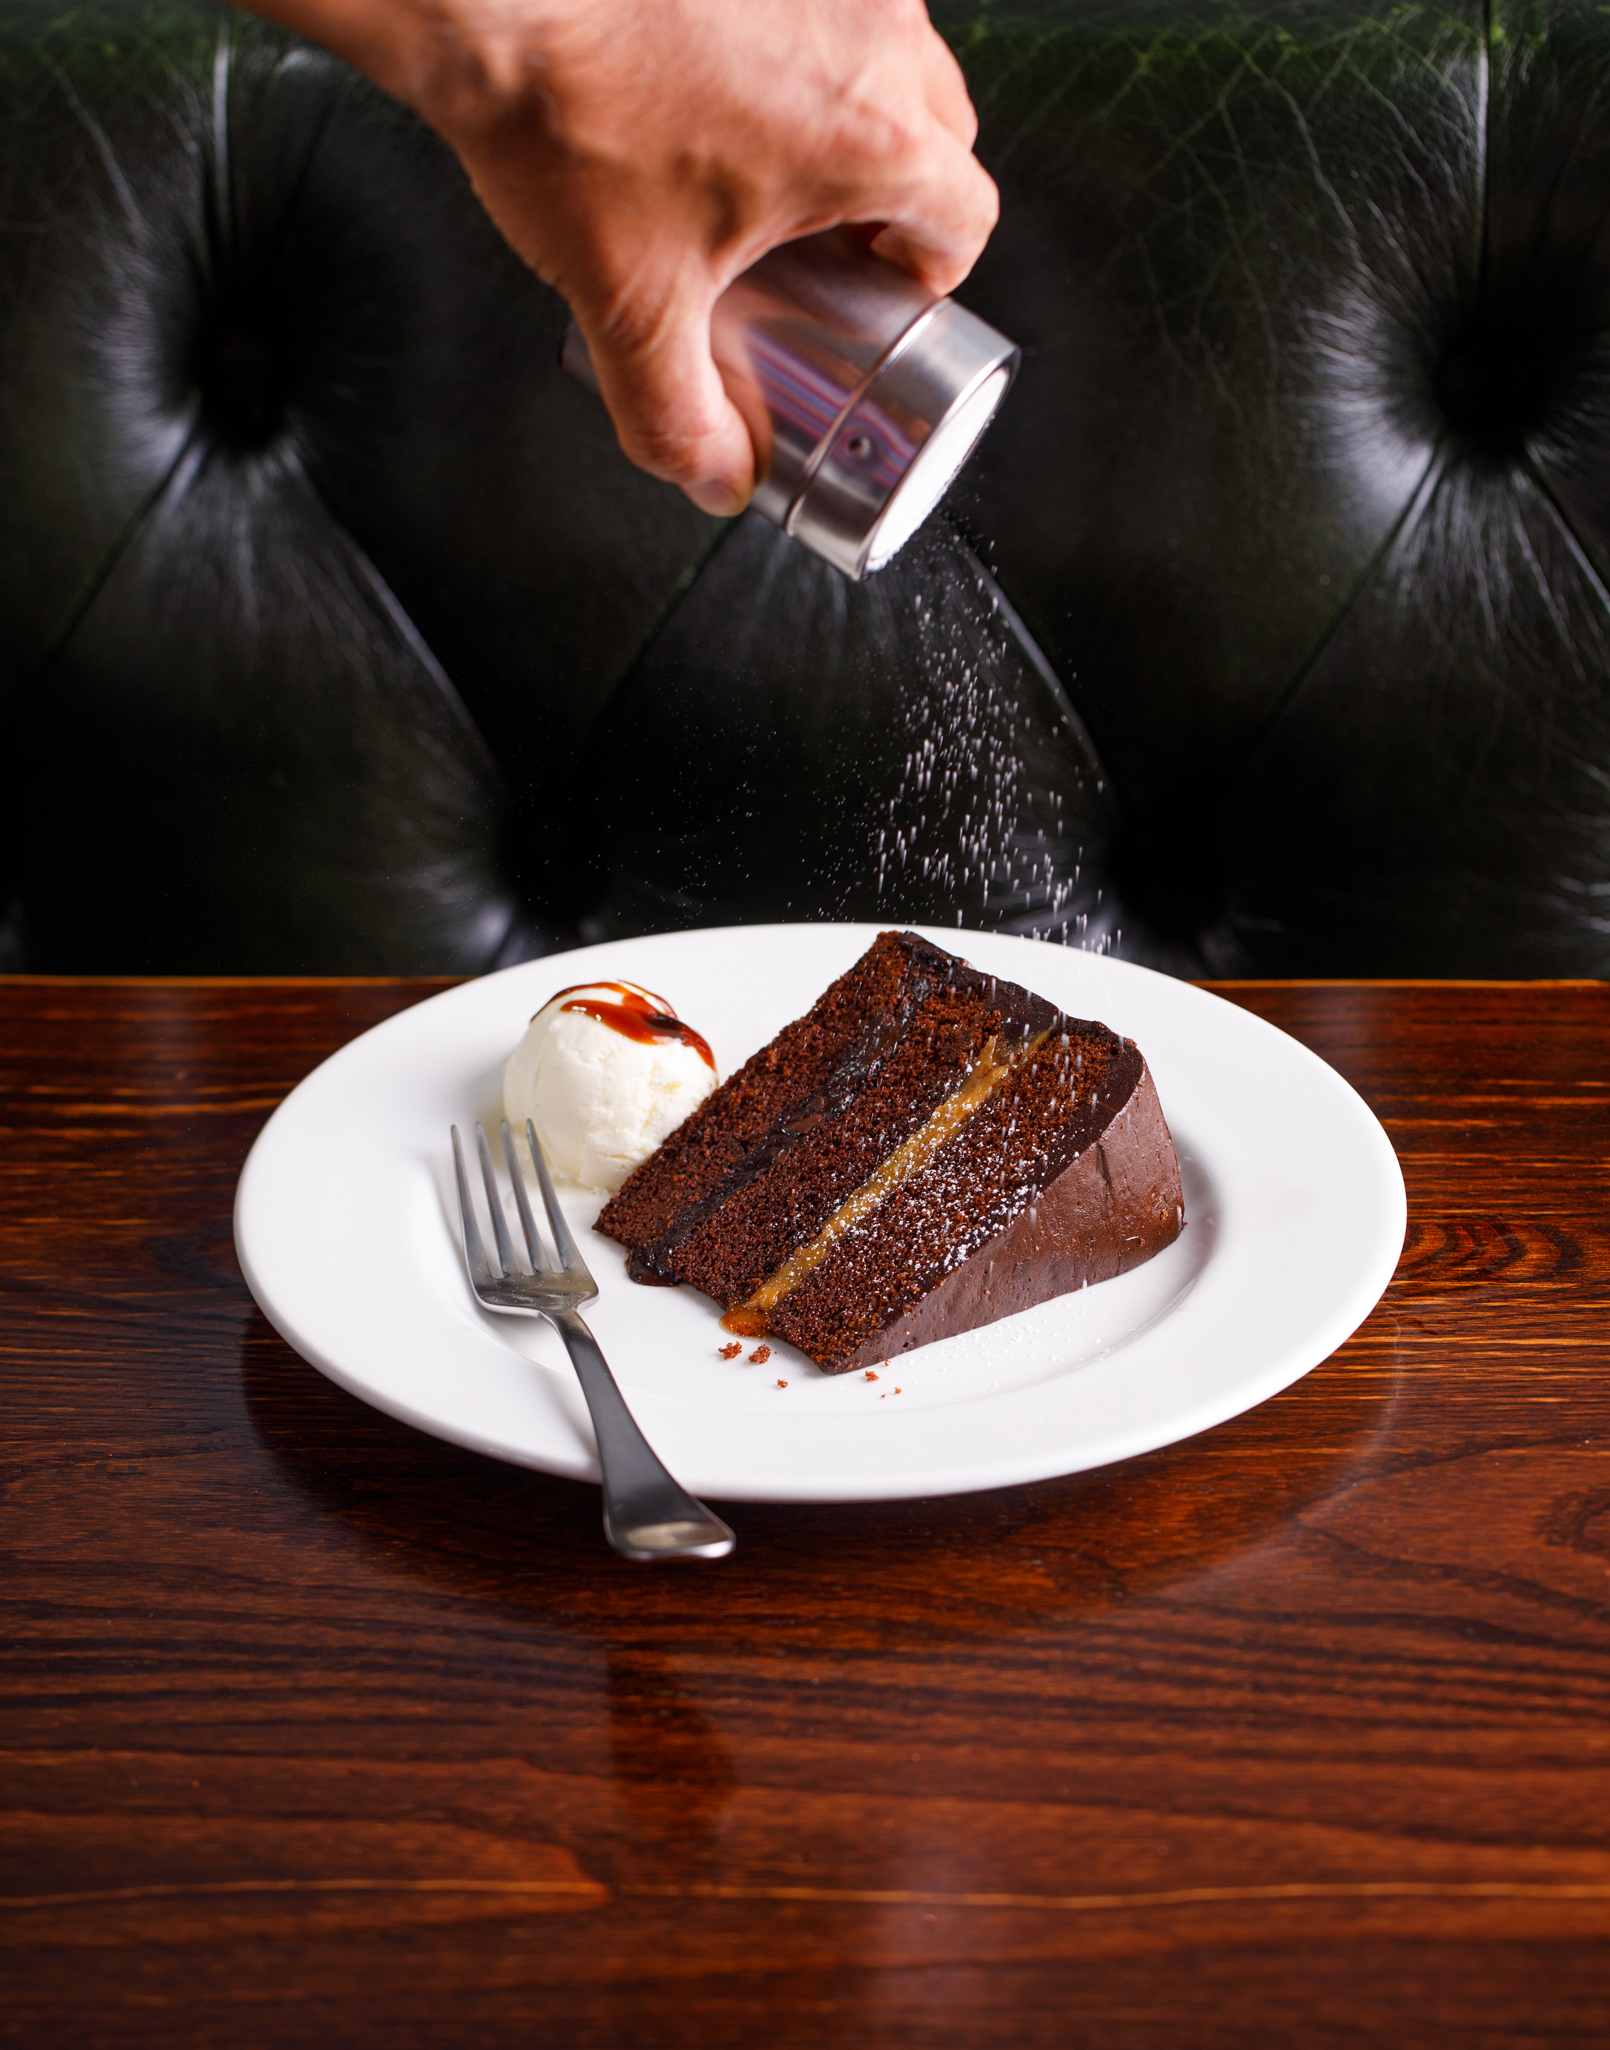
474, 1122, 519, 1277
526, 1119, 594, 1285
450, 1124, 493, 1285
501, 1119, 552, 1273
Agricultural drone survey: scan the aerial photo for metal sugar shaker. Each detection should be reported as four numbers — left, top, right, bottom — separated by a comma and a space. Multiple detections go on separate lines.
561, 228, 1020, 580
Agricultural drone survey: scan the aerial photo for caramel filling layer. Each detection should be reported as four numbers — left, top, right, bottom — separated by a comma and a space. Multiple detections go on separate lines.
722, 1030, 1050, 1338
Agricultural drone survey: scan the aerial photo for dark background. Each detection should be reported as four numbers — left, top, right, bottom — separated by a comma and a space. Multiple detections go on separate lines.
4, 0, 1610, 978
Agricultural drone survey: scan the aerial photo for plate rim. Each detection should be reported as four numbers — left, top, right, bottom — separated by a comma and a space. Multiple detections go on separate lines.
235, 922, 1407, 1503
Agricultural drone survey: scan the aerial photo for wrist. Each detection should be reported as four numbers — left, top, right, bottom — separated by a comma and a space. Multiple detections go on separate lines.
240, 0, 578, 141
388, 0, 566, 141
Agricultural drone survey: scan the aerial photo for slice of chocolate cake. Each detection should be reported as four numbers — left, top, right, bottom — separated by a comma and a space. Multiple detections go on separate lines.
596, 931, 1183, 1373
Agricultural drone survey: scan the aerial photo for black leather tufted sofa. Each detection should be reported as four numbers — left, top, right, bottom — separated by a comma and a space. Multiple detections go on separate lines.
5, 0, 1610, 977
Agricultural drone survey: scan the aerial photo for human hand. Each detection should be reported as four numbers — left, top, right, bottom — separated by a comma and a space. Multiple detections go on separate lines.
241, 0, 998, 515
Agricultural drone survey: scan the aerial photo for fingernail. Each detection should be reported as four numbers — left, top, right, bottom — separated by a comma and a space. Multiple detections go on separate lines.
687, 479, 746, 517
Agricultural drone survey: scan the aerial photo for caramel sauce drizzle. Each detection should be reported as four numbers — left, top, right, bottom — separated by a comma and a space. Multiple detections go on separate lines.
545, 980, 715, 1071
722, 1028, 1050, 1338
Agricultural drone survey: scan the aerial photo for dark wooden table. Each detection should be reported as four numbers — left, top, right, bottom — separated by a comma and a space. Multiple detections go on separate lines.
3, 976, 1609, 2048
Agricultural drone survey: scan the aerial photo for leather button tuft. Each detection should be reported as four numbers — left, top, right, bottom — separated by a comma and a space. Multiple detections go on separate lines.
196, 318, 290, 450
1431, 303, 1587, 462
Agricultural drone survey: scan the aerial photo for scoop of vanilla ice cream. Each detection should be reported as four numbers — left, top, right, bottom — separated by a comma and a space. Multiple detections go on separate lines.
503, 981, 718, 1193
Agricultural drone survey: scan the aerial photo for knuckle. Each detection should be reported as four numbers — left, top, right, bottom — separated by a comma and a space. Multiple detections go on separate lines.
616, 419, 711, 482
609, 376, 730, 485
847, 107, 926, 181
585, 271, 678, 363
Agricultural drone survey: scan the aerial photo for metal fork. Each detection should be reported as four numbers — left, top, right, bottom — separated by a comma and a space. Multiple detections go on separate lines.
450, 1119, 735, 1563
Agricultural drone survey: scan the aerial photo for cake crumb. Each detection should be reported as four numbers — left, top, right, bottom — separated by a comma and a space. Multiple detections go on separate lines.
864, 1369, 879, 1382
749, 1344, 772, 1364
776, 1378, 788, 1389
718, 1341, 742, 1360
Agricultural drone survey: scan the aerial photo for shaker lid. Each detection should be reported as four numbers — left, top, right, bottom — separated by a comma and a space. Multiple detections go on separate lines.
787, 299, 1020, 580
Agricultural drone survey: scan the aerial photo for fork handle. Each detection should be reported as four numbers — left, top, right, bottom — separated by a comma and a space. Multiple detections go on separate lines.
549, 1308, 736, 1562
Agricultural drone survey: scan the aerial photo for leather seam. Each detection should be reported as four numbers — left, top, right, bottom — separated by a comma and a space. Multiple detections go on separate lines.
1226, 437, 1450, 784
6, 423, 205, 728
956, 536, 1115, 795
1520, 453, 1610, 637
569, 513, 752, 750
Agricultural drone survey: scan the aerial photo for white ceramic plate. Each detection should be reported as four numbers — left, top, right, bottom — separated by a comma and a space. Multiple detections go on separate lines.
234, 923, 1405, 1503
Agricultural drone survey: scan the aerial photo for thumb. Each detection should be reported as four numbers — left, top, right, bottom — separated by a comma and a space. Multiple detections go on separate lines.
579, 288, 756, 517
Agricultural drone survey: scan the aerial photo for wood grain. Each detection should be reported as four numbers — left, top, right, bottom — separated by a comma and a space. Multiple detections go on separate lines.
2, 975, 1608, 2047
